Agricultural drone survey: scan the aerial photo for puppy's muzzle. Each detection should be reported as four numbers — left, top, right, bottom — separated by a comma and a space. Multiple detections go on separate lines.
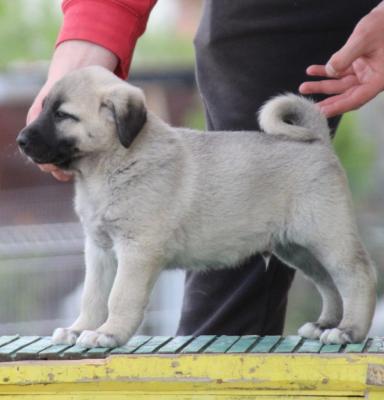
17, 127, 78, 167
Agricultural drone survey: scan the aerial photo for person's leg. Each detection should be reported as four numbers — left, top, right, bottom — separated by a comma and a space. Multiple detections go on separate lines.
177, 0, 380, 336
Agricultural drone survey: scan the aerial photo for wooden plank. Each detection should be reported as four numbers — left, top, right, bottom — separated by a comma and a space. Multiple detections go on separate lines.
297, 339, 323, 353
61, 344, 89, 359
85, 347, 113, 358
133, 336, 172, 354
203, 335, 240, 353
320, 343, 343, 353
157, 336, 194, 354
0, 335, 19, 348
226, 335, 259, 353
274, 336, 302, 353
110, 335, 152, 355
251, 335, 281, 353
14, 337, 53, 360
180, 335, 217, 353
0, 334, 378, 361
344, 340, 368, 353
367, 337, 384, 353
38, 344, 73, 359
0, 336, 40, 361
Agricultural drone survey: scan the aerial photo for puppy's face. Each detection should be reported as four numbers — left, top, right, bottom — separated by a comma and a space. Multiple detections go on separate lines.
17, 66, 147, 169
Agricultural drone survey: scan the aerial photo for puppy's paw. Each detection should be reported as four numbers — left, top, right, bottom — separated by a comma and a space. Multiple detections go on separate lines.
298, 322, 324, 339
76, 330, 120, 348
52, 327, 80, 345
320, 328, 353, 344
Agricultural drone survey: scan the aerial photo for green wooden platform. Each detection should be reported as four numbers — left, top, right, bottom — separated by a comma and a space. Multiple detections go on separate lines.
0, 334, 382, 361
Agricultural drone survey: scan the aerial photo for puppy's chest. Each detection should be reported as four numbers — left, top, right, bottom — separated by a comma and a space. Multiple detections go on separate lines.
75, 189, 119, 249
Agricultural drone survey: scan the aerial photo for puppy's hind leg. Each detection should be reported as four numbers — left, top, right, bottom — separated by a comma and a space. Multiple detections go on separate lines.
52, 237, 117, 345
293, 178, 377, 344
274, 243, 343, 340
310, 238, 376, 344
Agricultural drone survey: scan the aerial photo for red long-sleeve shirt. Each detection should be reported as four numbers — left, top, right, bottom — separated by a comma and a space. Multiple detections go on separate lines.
57, 0, 157, 78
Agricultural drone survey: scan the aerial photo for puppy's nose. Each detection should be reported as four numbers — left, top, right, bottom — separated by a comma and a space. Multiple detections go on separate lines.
16, 130, 29, 149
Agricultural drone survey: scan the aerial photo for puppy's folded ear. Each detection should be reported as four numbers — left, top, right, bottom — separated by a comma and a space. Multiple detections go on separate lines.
100, 83, 147, 148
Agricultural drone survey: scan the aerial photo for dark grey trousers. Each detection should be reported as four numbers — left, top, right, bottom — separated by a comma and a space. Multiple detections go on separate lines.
177, 0, 381, 336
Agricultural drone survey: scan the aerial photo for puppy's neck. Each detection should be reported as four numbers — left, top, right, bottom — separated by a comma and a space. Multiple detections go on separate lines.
72, 113, 175, 181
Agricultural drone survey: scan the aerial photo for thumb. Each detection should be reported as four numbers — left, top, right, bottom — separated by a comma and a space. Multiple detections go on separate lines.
326, 34, 366, 77
26, 81, 53, 125
26, 101, 42, 125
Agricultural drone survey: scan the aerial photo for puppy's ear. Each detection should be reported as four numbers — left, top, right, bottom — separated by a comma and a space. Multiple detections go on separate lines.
101, 84, 147, 148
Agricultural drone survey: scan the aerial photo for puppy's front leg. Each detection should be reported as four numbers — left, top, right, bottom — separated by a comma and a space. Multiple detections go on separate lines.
76, 240, 162, 348
52, 237, 117, 345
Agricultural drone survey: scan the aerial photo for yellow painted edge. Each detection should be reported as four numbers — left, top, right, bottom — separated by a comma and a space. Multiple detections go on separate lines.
0, 394, 366, 400
0, 353, 383, 394
0, 384, 368, 398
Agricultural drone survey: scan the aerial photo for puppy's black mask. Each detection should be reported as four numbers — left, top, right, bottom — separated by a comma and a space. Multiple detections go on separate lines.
17, 99, 80, 169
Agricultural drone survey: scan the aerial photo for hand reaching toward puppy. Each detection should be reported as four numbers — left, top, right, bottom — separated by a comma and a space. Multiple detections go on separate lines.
27, 40, 118, 181
299, 4, 384, 117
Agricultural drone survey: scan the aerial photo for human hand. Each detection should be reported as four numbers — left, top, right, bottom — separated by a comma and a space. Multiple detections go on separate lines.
28, 80, 74, 181
27, 40, 118, 181
299, 4, 384, 118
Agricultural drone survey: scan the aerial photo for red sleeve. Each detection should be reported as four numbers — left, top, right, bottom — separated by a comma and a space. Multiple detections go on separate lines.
57, 0, 157, 79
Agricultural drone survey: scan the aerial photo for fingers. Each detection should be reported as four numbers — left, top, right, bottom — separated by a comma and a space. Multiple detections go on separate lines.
38, 164, 73, 182
326, 28, 367, 77
306, 64, 354, 78
26, 101, 43, 126
317, 84, 380, 117
301, 7, 384, 116
26, 83, 51, 125
306, 65, 327, 77
299, 74, 358, 96
52, 170, 73, 182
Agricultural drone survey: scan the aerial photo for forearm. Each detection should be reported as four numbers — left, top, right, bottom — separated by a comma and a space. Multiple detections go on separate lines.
58, 0, 157, 78
46, 40, 118, 85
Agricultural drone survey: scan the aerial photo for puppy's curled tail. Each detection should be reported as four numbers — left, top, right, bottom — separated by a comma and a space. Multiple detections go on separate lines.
258, 93, 330, 143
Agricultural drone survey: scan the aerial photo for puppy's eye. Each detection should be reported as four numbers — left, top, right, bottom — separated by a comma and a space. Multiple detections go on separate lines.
54, 110, 79, 122
55, 110, 69, 119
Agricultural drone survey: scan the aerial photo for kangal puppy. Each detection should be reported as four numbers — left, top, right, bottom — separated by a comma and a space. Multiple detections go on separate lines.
17, 66, 376, 347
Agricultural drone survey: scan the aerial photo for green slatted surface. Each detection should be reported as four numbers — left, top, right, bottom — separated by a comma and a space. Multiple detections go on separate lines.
180, 335, 216, 353
0, 335, 19, 348
367, 337, 384, 352
110, 335, 151, 354
273, 335, 302, 353
38, 344, 73, 359
204, 335, 240, 353
85, 346, 113, 358
320, 343, 343, 353
344, 339, 368, 353
0, 336, 40, 361
250, 335, 281, 353
14, 337, 53, 360
297, 339, 323, 353
0, 335, 382, 361
133, 336, 172, 354
157, 335, 194, 353
61, 344, 89, 359
226, 335, 259, 353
